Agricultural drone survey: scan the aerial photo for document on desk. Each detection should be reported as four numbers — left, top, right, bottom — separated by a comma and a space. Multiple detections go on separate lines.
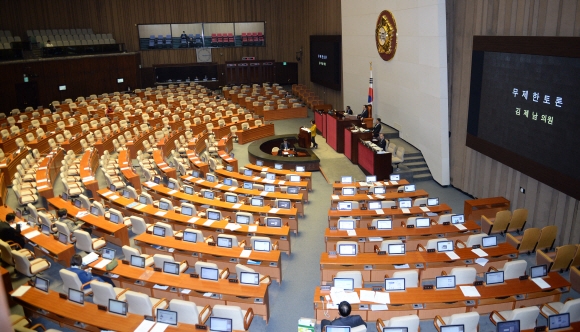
203, 220, 215, 227
278, 180, 286, 185
24, 230, 40, 239
359, 290, 376, 302
460, 286, 481, 297
225, 223, 241, 231
332, 195, 339, 200
150, 323, 169, 332
401, 208, 411, 214
13, 222, 29, 231
390, 181, 398, 185
368, 237, 383, 242
134, 319, 156, 332
215, 184, 223, 189
110, 195, 120, 200
228, 186, 238, 191
374, 292, 391, 304
154, 211, 167, 217
167, 190, 177, 195
82, 176, 94, 182
196, 179, 204, 184
253, 176, 261, 181
37, 178, 48, 183
248, 225, 258, 232
239, 250, 252, 258
185, 176, 194, 181
330, 289, 360, 304
232, 203, 242, 209
102, 191, 114, 196
261, 167, 268, 171
203, 292, 214, 297
134, 204, 147, 210
269, 208, 280, 213
420, 207, 430, 212
180, 289, 191, 294
11, 285, 31, 297
263, 179, 275, 184
371, 304, 388, 311
95, 259, 111, 269
75, 211, 89, 218
187, 217, 199, 223
374, 209, 385, 215
532, 277, 551, 289
153, 284, 169, 290
82, 252, 100, 265
454, 224, 467, 231
394, 264, 410, 269
367, 195, 373, 199
145, 181, 158, 187
260, 191, 269, 196
475, 258, 489, 266
346, 230, 357, 236
471, 248, 488, 257
445, 251, 460, 260
375, 195, 385, 199
359, 182, 369, 187
126, 202, 138, 209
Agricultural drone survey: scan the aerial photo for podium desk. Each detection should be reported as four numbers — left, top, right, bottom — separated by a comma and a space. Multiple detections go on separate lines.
312, 272, 569, 322
21, 227, 75, 267
324, 220, 480, 252
325, 113, 359, 153
134, 232, 283, 283
90, 258, 271, 322
344, 128, 372, 164
330, 189, 429, 207
48, 197, 131, 247
298, 127, 311, 148
35, 149, 64, 201
332, 179, 410, 194
97, 189, 292, 253
327, 204, 453, 228
12, 287, 234, 332
357, 141, 392, 180
319, 243, 518, 284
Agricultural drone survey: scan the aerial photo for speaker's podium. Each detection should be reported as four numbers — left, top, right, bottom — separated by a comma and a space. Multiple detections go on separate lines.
298, 127, 311, 148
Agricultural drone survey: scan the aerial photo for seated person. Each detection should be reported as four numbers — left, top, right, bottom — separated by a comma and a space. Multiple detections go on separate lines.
321, 301, 366, 330
378, 133, 388, 151
57, 208, 83, 232
67, 254, 115, 289
0, 213, 25, 248
373, 118, 382, 138
278, 138, 294, 155
357, 105, 369, 119
345, 106, 353, 115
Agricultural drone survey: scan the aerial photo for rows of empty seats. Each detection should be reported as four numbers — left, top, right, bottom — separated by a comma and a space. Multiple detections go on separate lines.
0, 30, 22, 49
26, 29, 115, 47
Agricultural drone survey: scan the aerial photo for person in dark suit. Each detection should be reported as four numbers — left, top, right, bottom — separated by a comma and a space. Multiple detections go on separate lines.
357, 105, 369, 119
321, 301, 367, 330
378, 133, 388, 151
66, 254, 115, 289
0, 213, 25, 248
345, 106, 353, 115
279, 138, 292, 151
373, 118, 382, 138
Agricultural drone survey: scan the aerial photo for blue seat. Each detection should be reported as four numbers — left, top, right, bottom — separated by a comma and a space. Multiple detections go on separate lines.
165, 35, 172, 48
148, 39, 154, 49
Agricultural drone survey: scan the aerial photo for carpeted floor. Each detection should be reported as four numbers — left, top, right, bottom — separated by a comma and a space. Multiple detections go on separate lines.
4, 108, 578, 332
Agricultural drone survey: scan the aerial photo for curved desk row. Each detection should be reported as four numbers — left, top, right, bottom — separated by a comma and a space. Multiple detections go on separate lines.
327, 204, 453, 227
332, 179, 411, 194
330, 189, 430, 207
35, 149, 65, 202
96, 189, 292, 254
215, 168, 310, 199
79, 149, 100, 201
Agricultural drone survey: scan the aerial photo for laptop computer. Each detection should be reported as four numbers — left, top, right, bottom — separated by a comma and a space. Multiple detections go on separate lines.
209, 317, 232, 332
440, 325, 464, 332
338, 219, 355, 230
436, 275, 456, 289
485, 271, 504, 285
333, 277, 354, 291
482, 236, 497, 248
384, 278, 405, 291
375, 219, 392, 230
200, 266, 219, 281
337, 243, 357, 256
549, 313, 570, 330
156, 309, 178, 326
437, 240, 454, 252
239, 271, 260, 286
496, 320, 520, 332
388, 243, 406, 255
108, 299, 127, 316
130, 255, 145, 268
102, 247, 115, 260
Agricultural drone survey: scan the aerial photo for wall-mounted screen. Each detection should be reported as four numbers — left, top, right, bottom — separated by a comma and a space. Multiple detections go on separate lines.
310, 35, 341, 91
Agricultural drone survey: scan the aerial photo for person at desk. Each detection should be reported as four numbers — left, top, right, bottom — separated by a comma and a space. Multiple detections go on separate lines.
67, 254, 115, 289
45, 40, 53, 47
373, 118, 382, 139
321, 301, 367, 330
378, 133, 388, 151
345, 106, 353, 115
0, 213, 25, 248
310, 120, 318, 149
357, 105, 370, 119
56, 208, 83, 232
278, 138, 294, 155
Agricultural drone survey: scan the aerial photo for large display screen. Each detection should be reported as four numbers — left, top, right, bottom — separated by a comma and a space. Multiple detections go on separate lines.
310, 35, 341, 91
467, 36, 580, 200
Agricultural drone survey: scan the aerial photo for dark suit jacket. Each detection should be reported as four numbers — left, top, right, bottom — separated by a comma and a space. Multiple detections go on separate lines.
345, 108, 353, 115
358, 109, 369, 119
322, 315, 367, 329
0, 221, 24, 248
378, 138, 387, 151
373, 122, 381, 137
279, 142, 291, 150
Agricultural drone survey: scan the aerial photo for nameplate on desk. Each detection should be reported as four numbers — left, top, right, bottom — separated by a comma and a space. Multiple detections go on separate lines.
474, 281, 483, 286
59, 293, 67, 300
423, 285, 434, 290
427, 249, 435, 253
208, 242, 216, 246
372, 286, 383, 291
367, 226, 376, 230
534, 327, 546, 332
519, 275, 529, 280
254, 298, 263, 303
97, 304, 107, 311
472, 245, 480, 249
443, 222, 450, 225
328, 251, 337, 257
228, 278, 238, 283
153, 267, 161, 272
121, 259, 129, 265
364, 265, 373, 270
320, 285, 331, 291
391, 206, 397, 209
190, 273, 199, 278
407, 225, 414, 228
195, 324, 207, 330
377, 251, 386, 255
329, 226, 337, 231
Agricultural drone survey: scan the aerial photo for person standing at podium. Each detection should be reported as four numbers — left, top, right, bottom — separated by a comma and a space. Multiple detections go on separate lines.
373, 118, 382, 138
310, 120, 318, 149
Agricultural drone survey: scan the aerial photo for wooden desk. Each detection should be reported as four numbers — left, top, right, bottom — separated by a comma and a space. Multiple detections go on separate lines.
244, 164, 313, 186
344, 128, 372, 164
325, 113, 359, 153
141, 182, 301, 234
312, 272, 569, 322
97, 189, 293, 251
0, 149, 27, 183
464, 197, 510, 222
153, 149, 178, 179
263, 106, 308, 121
90, 258, 271, 322
48, 197, 131, 247
21, 227, 75, 267
135, 233, 283, 283
237, 124, 275, 145
330, 189, 429, 206
332, 179, 410, 194
327, 204, 453, 228
35, 149, 65, 202
215, 168, 310, 194
319, 243, 518, 283
118, 150, 141, 191
324, 220, 480, 252
79, 149, 100, 201
12, 287, 223, 332
358, 141, 392, 180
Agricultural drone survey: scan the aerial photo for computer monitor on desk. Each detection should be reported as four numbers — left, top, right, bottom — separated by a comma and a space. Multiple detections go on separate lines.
130, 255, 145, 268
388, 243, 405, 255
266, 217, 282, 227
225, 193, 238, 203
440, 325, 464, 332
337, 243, 357, 256
163, 261, 180, 275
496, 320, 520, 332
68, 288, 84, 305
451, 214, 465, 224
368, 201, 381, 210
337, 219, 355, 230
333, 277, 354, 291
530, 265, 547, 278
156, 309, 178, 326
404, 185, 415, 192
244, 169, 253, 176
108, 299, 127, 316
390, 174, 400, 181
383, 328, 408, 332
427, 198, 439, 206
251, 197, 264, 207
326, 327, 351, 332
437, 240, 454, 252
152, 226, 166, 237
290, 175, 300, 182
485, 271, 504, 285
337, 202, 352, 211
373, 186, 386, 194
341, 176, 353, 184
236, 214, 250, 225
296, 165, 305, 172
183, 231, 198, 243
384, 278, 405, 291
375, 218, 392, 230
436, 275, 456, 289
549, 313, 570, 330
398, 199, 412, 209
416, 217, 430, 228
102, 248, 116, 260
209, 317, 232, 332
342, 187, 355, 196
274, 163, 283, 170
240, 271, 260, 286
200, 266, 219, 281
265, 184, 275, 192
366, 175, 377, 182
35, 277, 49, 292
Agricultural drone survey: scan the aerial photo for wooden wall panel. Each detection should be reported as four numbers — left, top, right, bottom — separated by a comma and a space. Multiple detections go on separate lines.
0, 0, 342, 109
448, 0, 580, 246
